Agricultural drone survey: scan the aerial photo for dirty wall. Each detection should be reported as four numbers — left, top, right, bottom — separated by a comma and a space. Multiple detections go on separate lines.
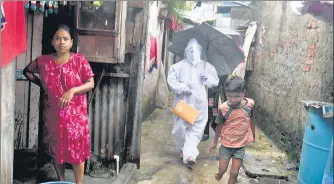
0, 62, 16, 184
248, 1, 333, 161
141, 1, 165, 120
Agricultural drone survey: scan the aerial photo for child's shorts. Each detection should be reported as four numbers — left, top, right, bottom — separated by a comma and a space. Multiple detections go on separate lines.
218, 145, 246, 160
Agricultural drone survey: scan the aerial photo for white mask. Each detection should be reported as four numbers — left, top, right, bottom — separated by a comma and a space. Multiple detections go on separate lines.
185, 39, 202, 65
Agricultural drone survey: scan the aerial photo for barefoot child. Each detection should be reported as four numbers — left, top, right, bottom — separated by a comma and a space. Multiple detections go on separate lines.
209, 75, 255, 183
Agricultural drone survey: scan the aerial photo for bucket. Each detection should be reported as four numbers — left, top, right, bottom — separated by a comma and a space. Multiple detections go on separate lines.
298, 101, 333, 184
322, 138, 333, 184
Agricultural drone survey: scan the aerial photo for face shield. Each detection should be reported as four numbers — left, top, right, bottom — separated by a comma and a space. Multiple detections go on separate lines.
184, 38, 205, 65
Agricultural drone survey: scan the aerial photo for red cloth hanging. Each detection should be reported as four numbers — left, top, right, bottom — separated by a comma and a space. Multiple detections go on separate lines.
149, 36, 157, 60
1, 2, 27, 68
168, 15, 178, 31
148, 36, 158, 73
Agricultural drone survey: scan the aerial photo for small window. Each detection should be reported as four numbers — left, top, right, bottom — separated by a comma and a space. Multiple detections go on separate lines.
76, 1, 116, 32
216, 6, 232, 17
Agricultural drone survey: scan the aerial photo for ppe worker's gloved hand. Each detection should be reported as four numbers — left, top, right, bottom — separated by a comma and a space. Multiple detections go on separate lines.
183, 86, 192, 95
201, 73, 208, 82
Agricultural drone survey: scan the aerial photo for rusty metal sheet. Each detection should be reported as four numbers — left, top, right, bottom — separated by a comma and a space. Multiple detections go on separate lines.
88, 75, 128, 159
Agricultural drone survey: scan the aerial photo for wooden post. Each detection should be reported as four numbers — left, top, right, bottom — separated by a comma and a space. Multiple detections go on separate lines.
124, 2, 149, 169
0, 61, 16, 184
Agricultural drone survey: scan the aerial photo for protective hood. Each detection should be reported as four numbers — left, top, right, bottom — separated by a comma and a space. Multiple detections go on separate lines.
184, 38, 206, 66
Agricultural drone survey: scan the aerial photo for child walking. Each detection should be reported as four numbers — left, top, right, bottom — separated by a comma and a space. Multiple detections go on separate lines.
209, 75, 255, 183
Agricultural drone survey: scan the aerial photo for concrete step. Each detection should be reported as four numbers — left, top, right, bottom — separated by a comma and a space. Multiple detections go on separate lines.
242, 153, 289, 180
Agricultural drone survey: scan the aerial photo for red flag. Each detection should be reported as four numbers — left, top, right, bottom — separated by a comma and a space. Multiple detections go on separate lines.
1, 2, 27, 68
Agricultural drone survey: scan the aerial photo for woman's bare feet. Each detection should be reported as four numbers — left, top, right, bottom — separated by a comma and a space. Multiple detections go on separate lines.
215, 172, 224, 181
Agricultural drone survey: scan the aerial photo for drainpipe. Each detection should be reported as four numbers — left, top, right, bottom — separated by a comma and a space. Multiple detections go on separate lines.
114, 155, 120, 176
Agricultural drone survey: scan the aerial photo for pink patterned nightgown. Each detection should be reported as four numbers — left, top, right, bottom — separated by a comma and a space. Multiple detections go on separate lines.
26, 53, 94, 164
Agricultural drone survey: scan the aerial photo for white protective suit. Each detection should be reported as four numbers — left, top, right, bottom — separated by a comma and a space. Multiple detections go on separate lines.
167, 38, 219, 164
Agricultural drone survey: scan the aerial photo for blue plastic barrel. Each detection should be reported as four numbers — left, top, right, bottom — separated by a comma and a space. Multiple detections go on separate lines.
322, 138, 333, 184
298, 103, 334, 184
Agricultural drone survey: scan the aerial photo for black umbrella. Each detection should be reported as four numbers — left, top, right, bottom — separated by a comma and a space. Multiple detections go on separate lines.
168, 23, 245, 76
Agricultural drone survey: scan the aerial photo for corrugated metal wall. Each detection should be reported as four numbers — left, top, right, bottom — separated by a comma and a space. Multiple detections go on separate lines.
88, 73, 129, 159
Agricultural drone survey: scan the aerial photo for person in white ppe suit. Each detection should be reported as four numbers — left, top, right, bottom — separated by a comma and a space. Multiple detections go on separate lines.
167, 38, 219, 165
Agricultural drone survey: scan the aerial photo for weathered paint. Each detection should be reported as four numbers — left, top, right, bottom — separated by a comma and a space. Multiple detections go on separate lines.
124, 2, 148, 168
14, 12, 43, 150
141, 1, 166, 120
248, 1, 333, 161
0, 61, 16, 184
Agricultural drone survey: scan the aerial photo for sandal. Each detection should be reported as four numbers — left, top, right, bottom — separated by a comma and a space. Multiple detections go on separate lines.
187, 157, 196, 169
180, 151, 183, 160
187, 157, 196, 165
201, 134, 209, 142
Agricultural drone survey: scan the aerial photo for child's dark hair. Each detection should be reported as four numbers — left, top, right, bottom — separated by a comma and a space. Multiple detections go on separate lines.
224, 75, 245, 93
53, 24, 72, 38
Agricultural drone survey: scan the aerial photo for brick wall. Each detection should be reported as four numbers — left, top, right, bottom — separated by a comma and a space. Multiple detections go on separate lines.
248, 1, 333, 161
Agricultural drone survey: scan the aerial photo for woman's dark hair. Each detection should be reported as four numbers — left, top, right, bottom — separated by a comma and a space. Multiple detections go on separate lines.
53, 24, 72, 38
224, 75, 245, 93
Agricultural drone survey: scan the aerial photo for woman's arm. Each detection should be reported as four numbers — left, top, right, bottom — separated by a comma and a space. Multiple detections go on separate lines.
23, 59, 42, 87
59, 55, 95, 108
70, 77, 94, 95
59, 77, 94, 108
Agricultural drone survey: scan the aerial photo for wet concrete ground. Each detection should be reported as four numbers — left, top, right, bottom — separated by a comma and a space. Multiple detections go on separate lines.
15, 108, 298, 184
14, 165, 115, 184
134, 108, 298, 184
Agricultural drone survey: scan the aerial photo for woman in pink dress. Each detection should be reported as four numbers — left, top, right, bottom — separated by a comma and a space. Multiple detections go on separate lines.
24, 25, 94, 184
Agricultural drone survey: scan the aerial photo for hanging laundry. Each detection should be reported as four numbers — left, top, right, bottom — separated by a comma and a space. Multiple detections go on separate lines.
1, 1, 27, 68
1, 1, 6, 31
30, 1, 37, 11
194, 1, 202, 9
93, 1, 104, 9
39, 1, 46, 13
168, 15, 178, 31
54, 1, 59, 14
47, 1, 54, 14
148, 36, 158, 73
24, 1, 30, 9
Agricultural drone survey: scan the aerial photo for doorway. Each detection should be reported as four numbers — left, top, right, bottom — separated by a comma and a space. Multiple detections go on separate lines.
42, 4, 76, 55
13, 4, 76, 182
38, 3, 77, 170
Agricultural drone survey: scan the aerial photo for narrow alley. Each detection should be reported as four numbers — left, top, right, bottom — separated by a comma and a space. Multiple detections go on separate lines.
1, 1, 333, 184
134, 108, 298, 184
